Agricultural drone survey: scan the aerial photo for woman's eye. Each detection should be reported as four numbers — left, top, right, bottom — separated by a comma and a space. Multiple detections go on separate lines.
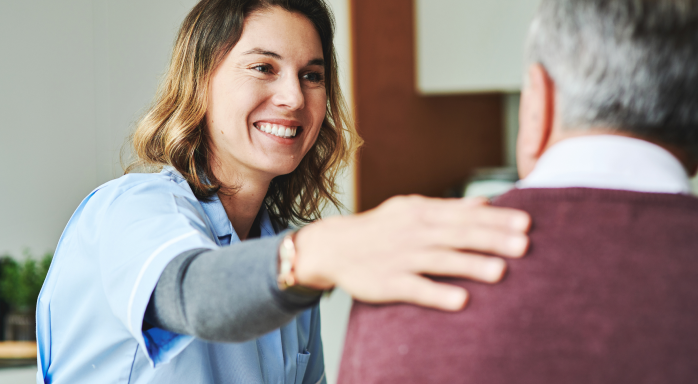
252, 64, 272, 74
303, 72, 325, 83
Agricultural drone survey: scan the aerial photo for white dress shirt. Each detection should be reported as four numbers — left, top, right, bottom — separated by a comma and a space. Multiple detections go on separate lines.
517, 135, 692, 194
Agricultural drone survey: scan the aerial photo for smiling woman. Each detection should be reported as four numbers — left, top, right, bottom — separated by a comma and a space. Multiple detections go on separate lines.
35, 1, 531, 383
129, 2, 355, 234
204, 7, 340, 235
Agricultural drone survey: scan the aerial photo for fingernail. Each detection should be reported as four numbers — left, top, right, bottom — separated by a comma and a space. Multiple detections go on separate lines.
508, 235, 528, 256
510, 214, 530, 231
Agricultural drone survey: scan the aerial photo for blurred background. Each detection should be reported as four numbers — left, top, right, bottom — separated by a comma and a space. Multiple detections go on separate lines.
1, 0, 696, 383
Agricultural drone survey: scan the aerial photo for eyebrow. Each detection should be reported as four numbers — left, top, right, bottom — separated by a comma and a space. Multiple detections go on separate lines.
307, 58, 325, 67
243, 48, 282, 59
243, 48, 325, 67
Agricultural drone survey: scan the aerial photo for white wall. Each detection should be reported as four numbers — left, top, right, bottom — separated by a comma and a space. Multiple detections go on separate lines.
0, 0, 198, 258
415, 0, 541, 94
1, 0, 98, 258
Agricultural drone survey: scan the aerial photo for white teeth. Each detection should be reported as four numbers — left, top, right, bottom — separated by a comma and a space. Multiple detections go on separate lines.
257, 123, 299, 138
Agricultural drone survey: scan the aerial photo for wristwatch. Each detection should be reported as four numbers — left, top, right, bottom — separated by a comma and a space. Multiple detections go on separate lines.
277, 231, 325, 296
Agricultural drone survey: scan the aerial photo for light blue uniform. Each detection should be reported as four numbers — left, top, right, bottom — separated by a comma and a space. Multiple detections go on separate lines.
36, 167, 326, 384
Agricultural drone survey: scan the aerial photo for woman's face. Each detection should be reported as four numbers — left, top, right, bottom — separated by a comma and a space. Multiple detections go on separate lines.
206, 7, 327, 182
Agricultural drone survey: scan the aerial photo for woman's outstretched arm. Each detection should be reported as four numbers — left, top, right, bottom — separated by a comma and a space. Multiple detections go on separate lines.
145, 234, 320, 342
146, 196, 531, 341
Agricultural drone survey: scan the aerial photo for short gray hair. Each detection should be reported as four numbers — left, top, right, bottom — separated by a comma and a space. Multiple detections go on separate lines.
527, 0, 698, 159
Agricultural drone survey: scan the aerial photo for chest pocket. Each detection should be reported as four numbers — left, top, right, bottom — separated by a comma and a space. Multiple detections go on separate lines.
295, 351, 311, 384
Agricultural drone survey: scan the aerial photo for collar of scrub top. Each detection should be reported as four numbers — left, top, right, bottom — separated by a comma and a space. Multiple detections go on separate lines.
160, 166, 277, 246
199, 192, 278, 245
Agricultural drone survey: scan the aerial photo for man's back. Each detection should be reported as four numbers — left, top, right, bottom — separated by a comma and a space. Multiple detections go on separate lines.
339, 188, 698, 384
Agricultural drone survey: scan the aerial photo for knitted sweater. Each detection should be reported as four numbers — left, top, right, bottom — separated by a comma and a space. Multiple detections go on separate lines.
338, 188, 698, 384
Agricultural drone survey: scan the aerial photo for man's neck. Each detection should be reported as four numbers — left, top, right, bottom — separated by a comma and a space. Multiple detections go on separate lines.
547, 129, 696, 175
518, 134, 692, 194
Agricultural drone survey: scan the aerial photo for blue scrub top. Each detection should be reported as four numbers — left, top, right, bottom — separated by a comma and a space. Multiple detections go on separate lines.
36, 167, 326, 384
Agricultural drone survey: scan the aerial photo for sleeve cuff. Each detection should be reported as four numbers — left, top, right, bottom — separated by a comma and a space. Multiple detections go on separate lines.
268, 230, 322, 312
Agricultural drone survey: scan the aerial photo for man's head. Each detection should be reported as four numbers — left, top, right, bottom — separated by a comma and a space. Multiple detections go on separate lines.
518, 0, 698, 178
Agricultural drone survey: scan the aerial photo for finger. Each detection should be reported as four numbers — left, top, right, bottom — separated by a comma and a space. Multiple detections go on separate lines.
410, 250, 507, 283
386, 275, 469, 311
462, 196, 490, 207
422, 203, 531, 233
465, 205, 531, 233
424, 226, 529, 258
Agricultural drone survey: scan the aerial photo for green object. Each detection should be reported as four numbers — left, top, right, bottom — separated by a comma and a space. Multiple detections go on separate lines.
0, 251, 53, 312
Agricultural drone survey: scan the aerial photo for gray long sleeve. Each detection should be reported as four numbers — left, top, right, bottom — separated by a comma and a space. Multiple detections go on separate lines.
144, 232, 322, 342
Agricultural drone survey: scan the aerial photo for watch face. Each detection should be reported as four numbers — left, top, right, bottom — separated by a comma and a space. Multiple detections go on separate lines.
278, 233, 298, 289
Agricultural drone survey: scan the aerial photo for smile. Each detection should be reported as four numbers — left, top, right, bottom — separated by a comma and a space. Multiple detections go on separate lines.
254, 123, 300, 139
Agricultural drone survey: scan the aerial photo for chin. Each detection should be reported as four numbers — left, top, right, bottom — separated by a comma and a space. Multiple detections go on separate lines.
259, 163, 301, 178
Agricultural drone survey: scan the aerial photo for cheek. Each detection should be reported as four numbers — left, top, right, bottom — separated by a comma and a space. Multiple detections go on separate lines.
307, 91, 328, 126
210, 75, 270, 124
231, 86, 267, 121
299, 93, 326, 154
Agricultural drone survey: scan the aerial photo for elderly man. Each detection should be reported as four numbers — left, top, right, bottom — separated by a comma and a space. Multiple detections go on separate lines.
338, 0, 698, 383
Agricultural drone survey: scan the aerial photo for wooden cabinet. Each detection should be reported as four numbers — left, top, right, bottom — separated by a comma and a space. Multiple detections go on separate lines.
352, 0, 504, 210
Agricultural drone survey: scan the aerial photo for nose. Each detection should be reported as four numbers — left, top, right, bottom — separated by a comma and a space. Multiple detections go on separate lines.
271, 75, 305, 111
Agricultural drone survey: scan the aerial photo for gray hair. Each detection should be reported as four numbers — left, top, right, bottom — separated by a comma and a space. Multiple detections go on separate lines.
527, 0, 698, 159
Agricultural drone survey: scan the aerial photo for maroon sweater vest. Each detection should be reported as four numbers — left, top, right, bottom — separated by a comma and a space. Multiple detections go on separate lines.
338, 188, 698, 384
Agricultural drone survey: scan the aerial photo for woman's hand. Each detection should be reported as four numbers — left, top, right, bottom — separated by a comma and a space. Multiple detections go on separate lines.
293, 195, 530, 311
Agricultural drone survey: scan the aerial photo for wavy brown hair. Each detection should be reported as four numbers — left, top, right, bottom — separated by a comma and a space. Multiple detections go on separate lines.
126, 0, 362, 226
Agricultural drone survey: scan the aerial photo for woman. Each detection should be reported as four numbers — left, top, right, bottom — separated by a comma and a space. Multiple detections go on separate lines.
36, 0, 530, 383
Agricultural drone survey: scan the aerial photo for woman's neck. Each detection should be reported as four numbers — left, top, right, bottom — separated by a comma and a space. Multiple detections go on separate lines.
212, 165, 272, 241
216, 182, 269, 240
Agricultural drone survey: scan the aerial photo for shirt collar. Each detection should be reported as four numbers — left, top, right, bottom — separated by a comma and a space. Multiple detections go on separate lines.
160, 166, 277, 243
517, 135, 691, 194
199, 193, 238, 244
199, 192, 278, 244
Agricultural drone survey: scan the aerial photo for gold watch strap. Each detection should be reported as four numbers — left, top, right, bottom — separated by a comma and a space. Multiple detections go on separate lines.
277, 231, 324, 296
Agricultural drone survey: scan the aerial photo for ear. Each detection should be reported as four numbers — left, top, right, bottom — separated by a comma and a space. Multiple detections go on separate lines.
517, 64, 555, 179
689, 163, 698, 177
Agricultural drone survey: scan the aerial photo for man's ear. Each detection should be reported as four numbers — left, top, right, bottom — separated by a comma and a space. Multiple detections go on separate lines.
688, 163, 698, 177
517, 64, 555, 179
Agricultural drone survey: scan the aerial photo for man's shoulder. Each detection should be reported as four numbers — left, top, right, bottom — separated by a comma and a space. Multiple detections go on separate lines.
492, 187, 698, 213
338, 187, 698, 384
492, 187, 698, 245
